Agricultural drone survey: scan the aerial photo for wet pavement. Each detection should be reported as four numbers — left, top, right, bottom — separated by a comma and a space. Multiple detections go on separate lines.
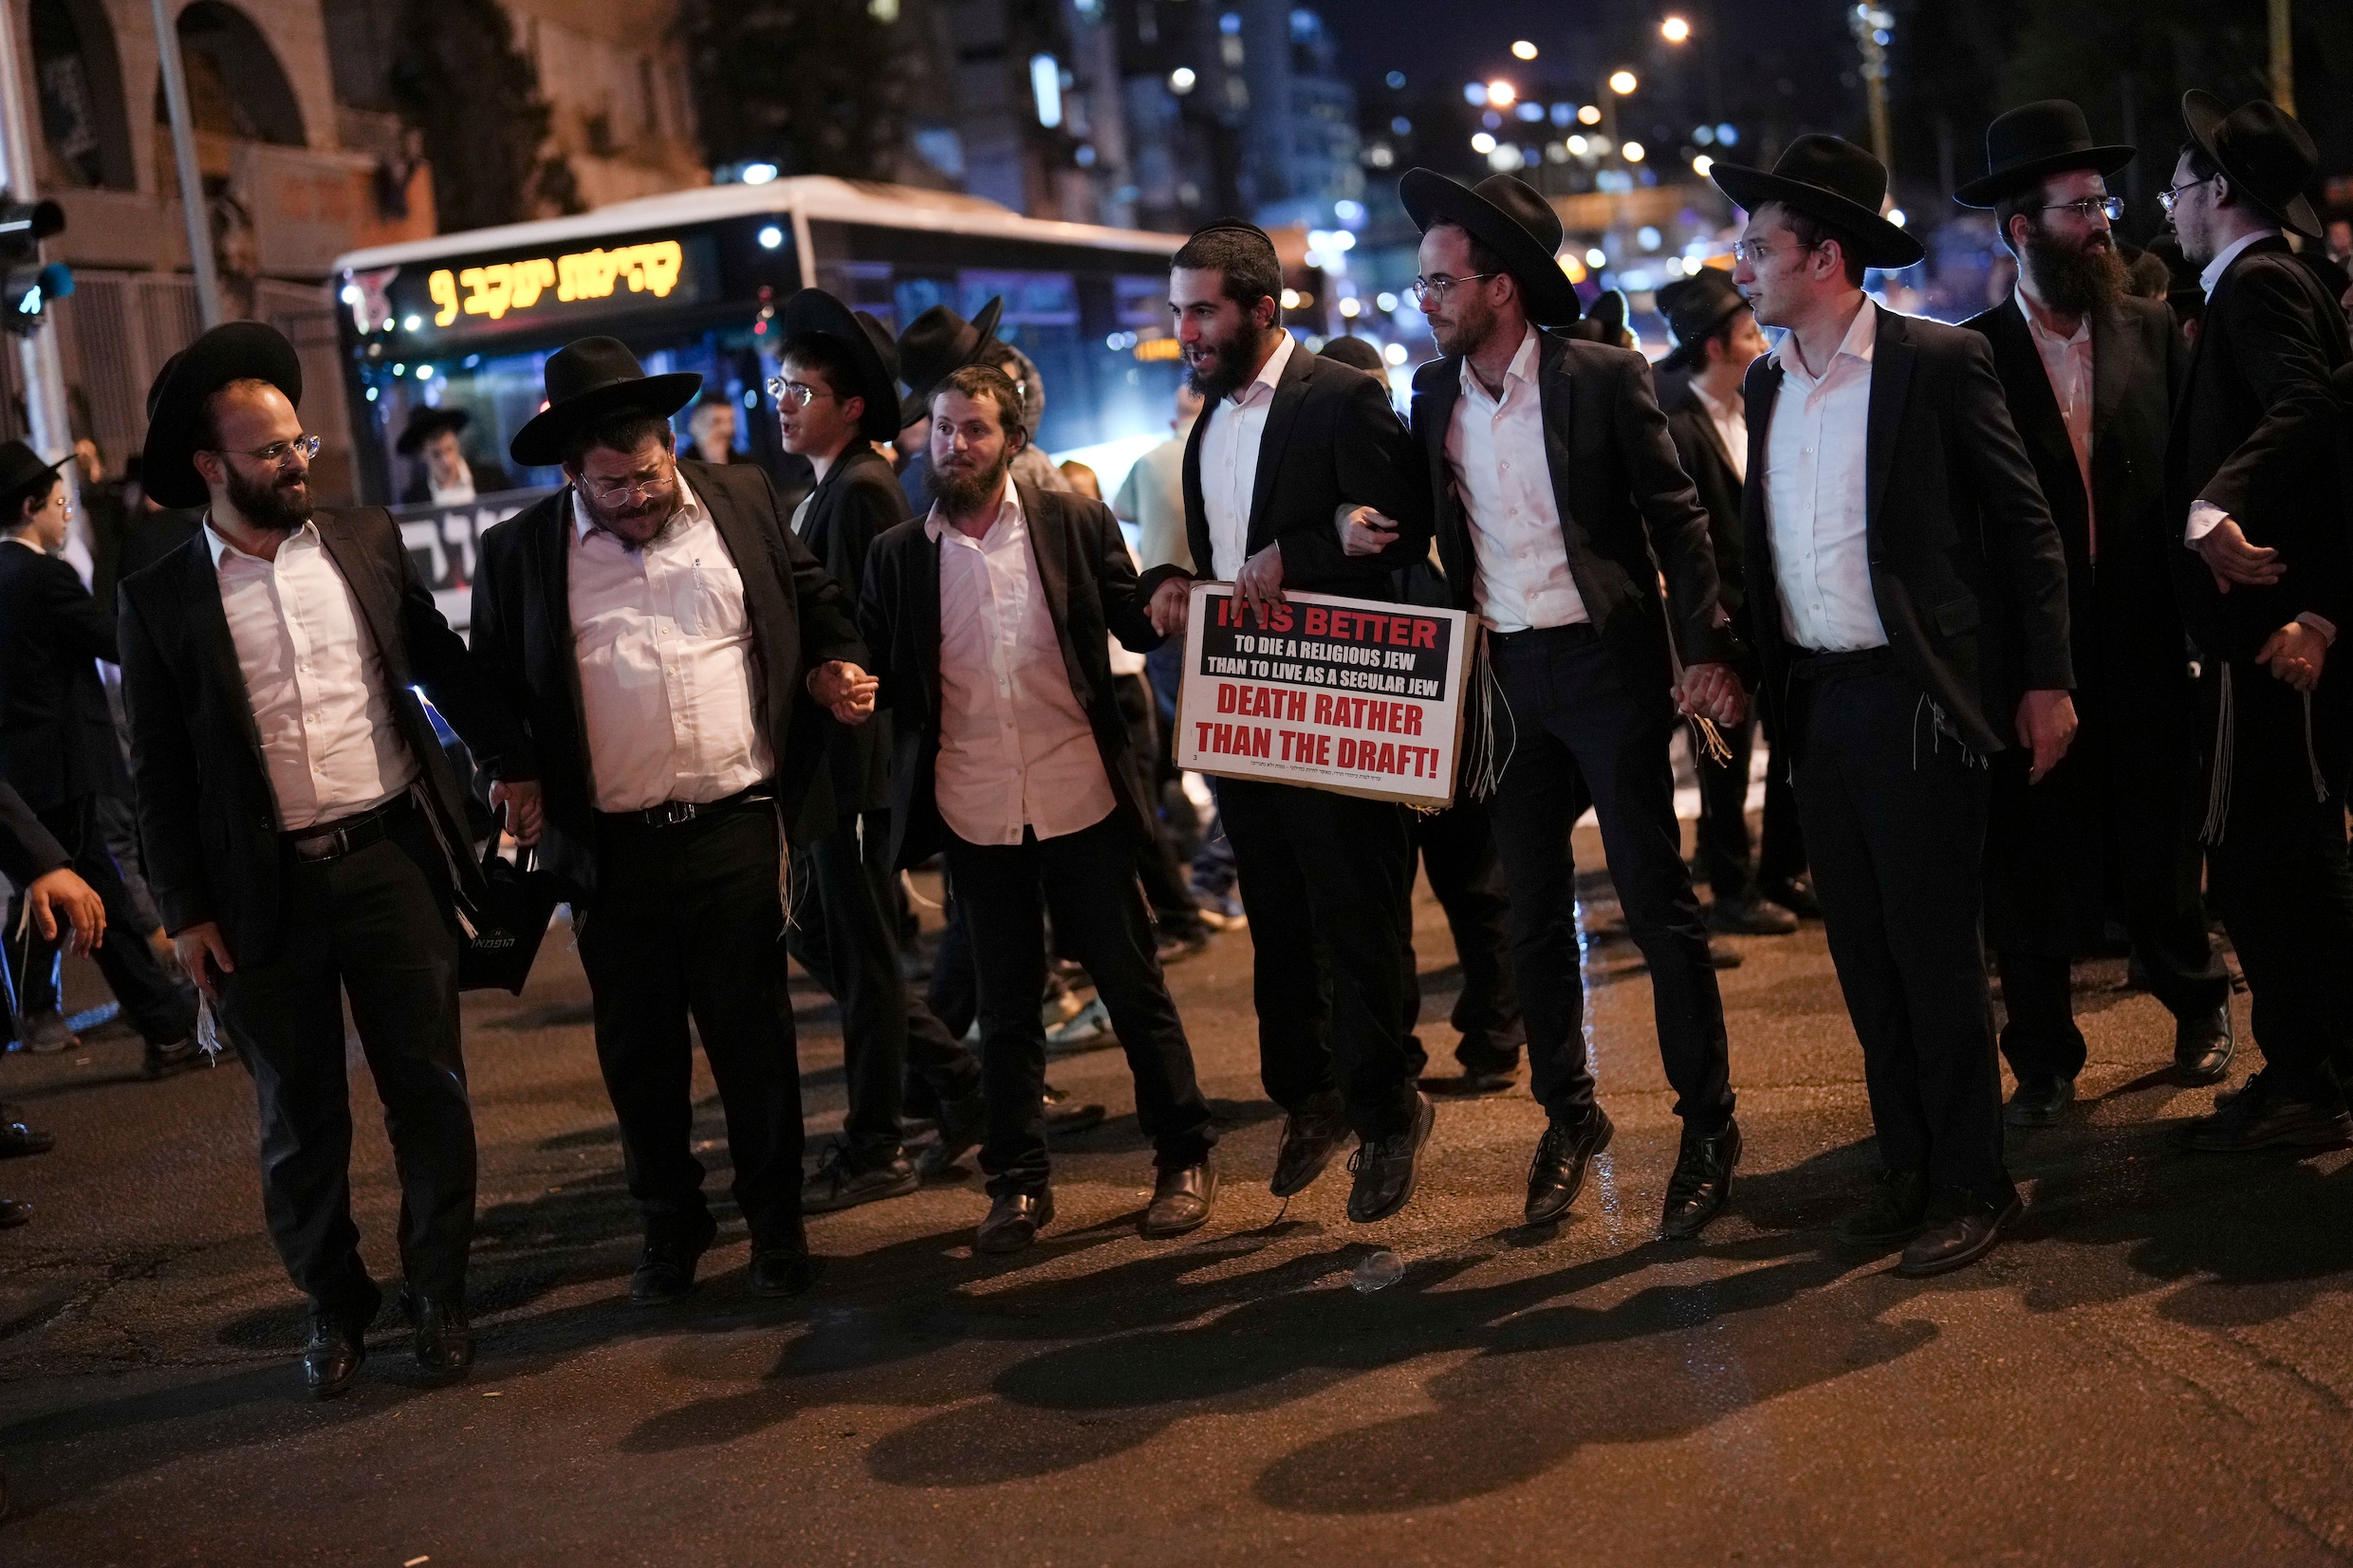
3, 828, 2350, 1566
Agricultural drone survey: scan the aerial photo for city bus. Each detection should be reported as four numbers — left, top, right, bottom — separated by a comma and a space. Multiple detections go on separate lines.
327, 178, 1189, 620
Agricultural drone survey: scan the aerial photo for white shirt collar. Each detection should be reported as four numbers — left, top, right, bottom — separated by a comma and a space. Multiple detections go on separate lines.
1691, 378, 1742, 426
570, 469, 705, 544
1772, 296, 1878, 386
2013, 285, 2090, 347
925, 471, 1022, 544
1460, 326, 1540, 402
2199, 228, 2279, 296
206, 514, 318, 567
1232, 330, 1296, 407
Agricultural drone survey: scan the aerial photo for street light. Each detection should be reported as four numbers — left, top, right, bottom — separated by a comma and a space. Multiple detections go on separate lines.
1511, 40, 1538, 60
1608, 69, 1638, 95
1487, 80, 1517, 107
1661, 15, 1690, 43
1577, 104, 1602, 125
1621, 140, 1646, 162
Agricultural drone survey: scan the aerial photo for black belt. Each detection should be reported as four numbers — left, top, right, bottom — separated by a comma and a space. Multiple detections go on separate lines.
285, 793, 413, 862
1788, 645, 1895, 681
1488, 622, 1600, 650
598, 783, 776, 829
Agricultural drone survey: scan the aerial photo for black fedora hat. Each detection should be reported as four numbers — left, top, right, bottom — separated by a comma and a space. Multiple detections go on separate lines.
396, 403, 472, 456
1399, 168, 1583, 326
1954, 99, 2136, 208
1710, 134, 1925, 270
0, 439, 69, 512
895, 297, 1006, 428
509, 338, 701, 469
139, 321, 305, 509
1316, 335, 1388, 376
775, 288, 903, 443
1656, 267, 1751, 373
2181, 89, 2321, 240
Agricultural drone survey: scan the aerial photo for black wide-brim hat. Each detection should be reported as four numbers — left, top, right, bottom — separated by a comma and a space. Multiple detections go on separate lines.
1656, 267, 1751, 373
396, 403, 471, 456
896, 297, 1006, 428
139, 321, 305, 509
1399, 168, 1583, 327
1710, 134, 1925, 270
2182, 89, 2321, 240
0, 439, 70, 509
775, 288, 904, 443
510, 337, 702, 469
1954, 99, 2136, 208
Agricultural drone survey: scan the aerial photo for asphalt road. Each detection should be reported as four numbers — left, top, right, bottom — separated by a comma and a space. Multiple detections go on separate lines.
3, 828, 2350, 1566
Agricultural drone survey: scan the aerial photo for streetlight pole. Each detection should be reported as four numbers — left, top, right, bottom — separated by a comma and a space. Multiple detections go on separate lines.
0, 0, 85, 573
2270, 0, 2294, 116
151, 0, 223, 328
1847, 4, 1894, 176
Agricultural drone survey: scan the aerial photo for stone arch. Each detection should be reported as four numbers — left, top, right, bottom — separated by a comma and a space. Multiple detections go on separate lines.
151, 0, 306, 148
29, 0, 136, 190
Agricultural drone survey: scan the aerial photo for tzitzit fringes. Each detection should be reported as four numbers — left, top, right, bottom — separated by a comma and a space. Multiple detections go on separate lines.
1688, 713, 1732, 766
1460, 635, 1516, 802
2199, 663, 2235, 845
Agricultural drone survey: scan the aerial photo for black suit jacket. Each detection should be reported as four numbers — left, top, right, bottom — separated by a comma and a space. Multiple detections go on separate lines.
1138, 341, 1432, 605
119, 509, 534, 965
2166, 235, 2352, 662
1659, 377, 1749, 626
0, 778, 67, 883
0, 543, 127, 810
792, 444, 904, 816
1416, 332, 1732, 711
1741, 303, 2073, 757
861, 482, 1162, 871
470, 459, 866, 897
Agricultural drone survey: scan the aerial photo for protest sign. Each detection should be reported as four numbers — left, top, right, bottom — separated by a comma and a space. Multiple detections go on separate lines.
388, 487, 552, 630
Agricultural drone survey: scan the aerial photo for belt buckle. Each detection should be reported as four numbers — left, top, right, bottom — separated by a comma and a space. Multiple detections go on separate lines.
658, 801, 699, 826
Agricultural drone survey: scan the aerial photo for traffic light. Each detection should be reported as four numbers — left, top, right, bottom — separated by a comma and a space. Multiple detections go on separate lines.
0, 194, 67, 334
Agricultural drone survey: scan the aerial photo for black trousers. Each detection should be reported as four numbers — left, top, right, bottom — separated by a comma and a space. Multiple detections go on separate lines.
1788, 662, 2010, 1203
1117, 673, 1204, 929
2202, 661, 2353, 1106
942, 814, 1215, 1195
788, 810, 979, 1163
218, 805, 472, 1315
12, 792, 196, 1044
1484, 627, 1734, 1133
579, 804, 806, 1248
1400, 799, 1525, 1076
1995, 907, 2227, 1082
1217, 775, 1417, 1141
1695, 711, 1806, 903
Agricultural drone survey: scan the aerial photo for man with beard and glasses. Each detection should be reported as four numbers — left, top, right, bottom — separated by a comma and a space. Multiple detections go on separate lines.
1955, 101, 2233, 1125
861, 365, 1218, 1254
1137, 220, 1436, 1227
472, 337, 877, 1306
118, 323, 540, 1397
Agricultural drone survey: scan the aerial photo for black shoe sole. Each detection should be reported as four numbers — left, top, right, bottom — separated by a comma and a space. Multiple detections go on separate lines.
1140, 1172, 1217, 1239
1348, 1096, 1436, 1225
1525, 1115, 1613, 1227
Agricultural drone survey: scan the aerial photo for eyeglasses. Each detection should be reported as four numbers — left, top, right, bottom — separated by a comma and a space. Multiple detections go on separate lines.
2157, 175, 2215, 214
763, 377, 836, 411
581, 471, 676, 507
1408, 273, 1500, 305
1732, 238, 1814, 266
2041, 196, 2125, 222
208, 434, 322, 468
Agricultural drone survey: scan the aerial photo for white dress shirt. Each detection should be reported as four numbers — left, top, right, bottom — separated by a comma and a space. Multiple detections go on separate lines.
207, 519, 420, 831
2016, 286, 2095, 559
1692, 379, 1748, 484
930, 479, 1116, 844
1198, 330, 1297, 580
1446, 326, 1589, 632
1764, 300, 1888, 652
566, 474, 772, 813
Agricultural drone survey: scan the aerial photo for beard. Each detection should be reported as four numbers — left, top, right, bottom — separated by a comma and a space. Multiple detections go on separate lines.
933, 444, 1013, 516
1429, 290, 1499, 360
224, 461, 311, 531
575, 483, 679, 547
2023, 225, 2125, 317
1185, 316, 1272, 402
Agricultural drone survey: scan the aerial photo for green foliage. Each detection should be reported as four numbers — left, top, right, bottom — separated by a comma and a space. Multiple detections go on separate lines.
391, 0, 583, 231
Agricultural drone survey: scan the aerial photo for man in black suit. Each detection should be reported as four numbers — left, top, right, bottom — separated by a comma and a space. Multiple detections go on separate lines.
862, 363, 1217, 1254
1656, 267, 1812, 936
1954, 100, 2233, 1124
396, 407, 513, 506
471, 338, 876, 1304
1344, 172, 1747, 1238
0, 775, 107, 1227
1712, 138, 2076, 1274
2156, 93, 2353, 1152
764, 290, 986, 1210
1138, 220, 1436, 1226
120, 323, 540, 1396
0, 442, 198, 1070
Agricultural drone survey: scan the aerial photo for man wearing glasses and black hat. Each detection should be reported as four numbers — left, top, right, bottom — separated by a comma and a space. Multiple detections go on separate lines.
1954, 100, 2233, 1126
1714, 135, 2075, 1274
470, 337, 878, 1306
395, 405, 512, 507
119, 322, 541, 1396
2156, 92, 2353, 1154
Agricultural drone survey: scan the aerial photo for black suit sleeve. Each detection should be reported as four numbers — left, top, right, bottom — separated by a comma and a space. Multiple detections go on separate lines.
1950, 331, 2073, 692
466, 528, 531, 758
396, 524, 537, 780
32, 553, 118, 663
1276, 372, 1433, 589
118, 585, 213, 936
1618, 358, 1731, 664
0, 777, 68, 885
1092, 503, 1163, 655
858, 539, 911, 714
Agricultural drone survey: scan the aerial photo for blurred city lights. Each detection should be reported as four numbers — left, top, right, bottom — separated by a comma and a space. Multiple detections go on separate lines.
1510, 40, 1538, 60
757, 225, 784, 249
740, 162, 779, 185
1463, 83, 1488, 105
1376, 291, 1399, 312
1661, 16, 1691, 43
1888, 209, 1908, 227
1383, 342, 1408, 365
1637, 226, 1661, 249
1578, 104, 1602, 125
1486, 81, 1516, 107
1621, 140, 1645, 161
1691, 154, 1714, 176
1585, 247, 1608, 267
1470, 132, 1497, 154
1169, 66, 1197, 93
1566, 135, 1589, 156
1608, 70, 1638, 95
1030, 54, 1063, 126
1338, 296, 1361, 317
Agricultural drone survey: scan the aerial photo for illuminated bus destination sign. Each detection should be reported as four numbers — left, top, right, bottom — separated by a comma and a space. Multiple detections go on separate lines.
427, 239, 688, 325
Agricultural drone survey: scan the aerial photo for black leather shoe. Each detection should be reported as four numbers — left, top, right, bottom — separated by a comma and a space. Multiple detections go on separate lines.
1896, 1190, 2022, 1277
144, 1035, 203, 1079
748, 1246, 826, 1298
629, 1219, 717, 1307
917, 1091, 988, 1179
1270, 1089, 1348, 1198
2005, 1075, 2075, 1128
2174, 1006, 2234, 1086
1757, 876, 1823, 919
1659, 1117, 1740, 1239
2185, 1072, 2353, 1153
976, 1187, 1054, 1255
803, 1144, 920, 1213
1707, 938, 1744, 969
1141, 1161, 1216, 1237
0, 1196, 30, 1227
409, 1295, 474, 1377
1346, 1092, 1436, 1224
301, 1283, 380, 1400
0, 1113, 53, 1159
1834, 1168, 1930, 1247
1524, 1106, 1614, 1226
1043, 1084, 1106, 1135
1706, 897, 1800, 936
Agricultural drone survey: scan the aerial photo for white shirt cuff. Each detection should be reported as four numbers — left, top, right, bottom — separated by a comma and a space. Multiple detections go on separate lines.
2185, 501, 2229, 544
2297, 612, 2337, 645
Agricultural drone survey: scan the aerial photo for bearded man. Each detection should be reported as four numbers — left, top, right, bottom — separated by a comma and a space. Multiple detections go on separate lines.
1956, 100, 2233, 1125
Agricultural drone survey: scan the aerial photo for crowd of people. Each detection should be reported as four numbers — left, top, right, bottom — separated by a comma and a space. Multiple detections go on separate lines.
0, 86, 2345, 1402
